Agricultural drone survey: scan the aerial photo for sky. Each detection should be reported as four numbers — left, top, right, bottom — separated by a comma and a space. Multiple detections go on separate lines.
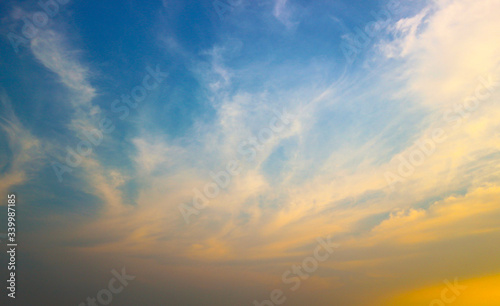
0, 0, 500, 305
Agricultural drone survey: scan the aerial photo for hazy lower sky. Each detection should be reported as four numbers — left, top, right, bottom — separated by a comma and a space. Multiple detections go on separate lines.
1, 0, 500, 305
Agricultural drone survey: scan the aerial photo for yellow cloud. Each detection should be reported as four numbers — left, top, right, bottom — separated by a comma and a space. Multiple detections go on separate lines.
366, 185, 500, 246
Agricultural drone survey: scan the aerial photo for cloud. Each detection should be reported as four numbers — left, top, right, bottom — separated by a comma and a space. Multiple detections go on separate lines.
379, 0, 500, 109
273, 0, 297, 28
31, 30, 96, 107
26, 27, 129, 212
0, 91, 44, 198
4, 0, 500, 304
369, 185, 500, 245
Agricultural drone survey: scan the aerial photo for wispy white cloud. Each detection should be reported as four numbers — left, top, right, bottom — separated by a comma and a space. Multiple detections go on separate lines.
31, 30, 96, 107
273, 0, 297, 28
7, 0, 500, 304
0, 91, 44, 198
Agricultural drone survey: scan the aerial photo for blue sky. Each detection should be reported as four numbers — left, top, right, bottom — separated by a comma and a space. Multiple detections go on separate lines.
1, 0, 500, 305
